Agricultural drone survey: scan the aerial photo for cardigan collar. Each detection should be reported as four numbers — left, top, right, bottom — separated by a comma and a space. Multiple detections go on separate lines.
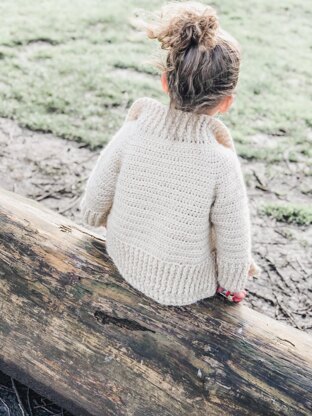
135, 97, 217, 144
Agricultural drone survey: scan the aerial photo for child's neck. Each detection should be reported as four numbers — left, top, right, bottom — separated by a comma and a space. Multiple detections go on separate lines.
206, 108, 219, 116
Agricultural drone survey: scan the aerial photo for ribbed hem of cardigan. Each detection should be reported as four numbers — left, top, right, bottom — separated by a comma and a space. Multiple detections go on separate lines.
217, 260, 250, 292
105, 231, 218, 306
80, 197, 107, 227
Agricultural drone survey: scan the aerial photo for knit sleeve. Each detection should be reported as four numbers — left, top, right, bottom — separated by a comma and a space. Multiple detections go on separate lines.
210, 149, 252, 292
79, 98, 149, 226
79, 127, 126, 227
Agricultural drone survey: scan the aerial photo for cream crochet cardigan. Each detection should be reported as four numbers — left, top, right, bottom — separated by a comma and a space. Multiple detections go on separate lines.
80, 97, 252, 306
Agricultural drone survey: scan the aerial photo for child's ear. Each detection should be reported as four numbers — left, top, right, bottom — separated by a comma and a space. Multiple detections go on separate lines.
161, 72, 169, 93
218, 95, 234, 113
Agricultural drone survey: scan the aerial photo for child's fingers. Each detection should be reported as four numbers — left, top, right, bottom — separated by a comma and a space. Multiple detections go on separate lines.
248, 261, 262, 278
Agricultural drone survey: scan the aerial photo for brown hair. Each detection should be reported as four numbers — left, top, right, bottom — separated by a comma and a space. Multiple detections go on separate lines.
139, 1, 241, 113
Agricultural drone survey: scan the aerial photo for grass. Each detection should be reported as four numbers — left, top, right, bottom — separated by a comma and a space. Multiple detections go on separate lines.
0, 0, 311, 151
261, 203, 312, 226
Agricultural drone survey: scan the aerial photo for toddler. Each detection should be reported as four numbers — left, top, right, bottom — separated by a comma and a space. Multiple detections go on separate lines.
80, 1, 259, 306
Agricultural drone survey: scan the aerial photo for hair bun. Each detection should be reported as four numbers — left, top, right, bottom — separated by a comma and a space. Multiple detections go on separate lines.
142, 2, 220, 51
177, 9, 219, 50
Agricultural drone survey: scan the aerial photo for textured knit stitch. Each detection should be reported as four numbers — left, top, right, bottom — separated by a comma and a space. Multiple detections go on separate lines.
80, 97, 252, 306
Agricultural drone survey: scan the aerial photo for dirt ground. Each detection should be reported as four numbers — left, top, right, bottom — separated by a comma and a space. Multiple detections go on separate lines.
0, 117, 311, 415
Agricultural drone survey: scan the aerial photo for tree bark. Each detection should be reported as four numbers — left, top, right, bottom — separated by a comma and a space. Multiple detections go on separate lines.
0, 187, 311, 416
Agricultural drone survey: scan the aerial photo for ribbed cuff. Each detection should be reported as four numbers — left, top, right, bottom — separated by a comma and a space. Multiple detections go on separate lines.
80, 197, 107, 227
217, 260, 250, 292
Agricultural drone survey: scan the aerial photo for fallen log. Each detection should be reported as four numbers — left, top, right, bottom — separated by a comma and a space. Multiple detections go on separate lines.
0, 187, 311, 416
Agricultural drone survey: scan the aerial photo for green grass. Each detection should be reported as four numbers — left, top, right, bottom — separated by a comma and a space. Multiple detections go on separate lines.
261, 203, 312, 226
0, 0, 311, 150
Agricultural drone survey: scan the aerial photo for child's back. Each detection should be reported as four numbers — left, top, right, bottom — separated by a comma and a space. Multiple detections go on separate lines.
80, 2, 255, 306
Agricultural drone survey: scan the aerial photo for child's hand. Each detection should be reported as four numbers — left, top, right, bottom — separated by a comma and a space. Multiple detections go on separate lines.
216, 286, 247, 303
248, 258, 261, 278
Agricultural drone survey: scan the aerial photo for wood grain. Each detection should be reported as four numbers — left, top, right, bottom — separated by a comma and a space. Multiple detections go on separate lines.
0, 188, 311, 416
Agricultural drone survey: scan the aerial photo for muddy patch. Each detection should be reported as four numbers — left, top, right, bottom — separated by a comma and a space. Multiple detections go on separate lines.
0, 117, 99, 221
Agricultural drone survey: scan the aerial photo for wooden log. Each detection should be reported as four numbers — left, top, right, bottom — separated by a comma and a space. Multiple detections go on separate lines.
0, 187, 311, 416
